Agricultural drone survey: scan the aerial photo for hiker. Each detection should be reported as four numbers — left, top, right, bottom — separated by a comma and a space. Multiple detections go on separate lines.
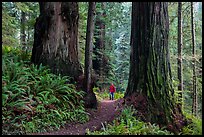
109, 83, 116, 100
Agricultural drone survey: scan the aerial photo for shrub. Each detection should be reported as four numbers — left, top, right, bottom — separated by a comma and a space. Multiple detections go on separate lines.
2, 50, 89, 135
181, 112, 202, 135
93, 90, 124, 101
87, 105, 173, 135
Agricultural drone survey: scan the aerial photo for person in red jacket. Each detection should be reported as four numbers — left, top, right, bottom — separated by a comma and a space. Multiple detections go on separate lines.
109, 83, 116, 100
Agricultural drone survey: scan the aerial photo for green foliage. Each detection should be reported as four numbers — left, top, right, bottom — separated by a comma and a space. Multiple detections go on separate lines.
2, 2, 19, 47
106, 3, 131, 91
94, 90, 124, 101
181, 112, 202, 135
169, 2, 202, 118
78, 2, 88, 68
2, 48, 89, 135
2, 45, 32, 63
2, 2, 39, 51
90, 2, 131, 91
114, 92, 125, 99
87, 106, 173, 135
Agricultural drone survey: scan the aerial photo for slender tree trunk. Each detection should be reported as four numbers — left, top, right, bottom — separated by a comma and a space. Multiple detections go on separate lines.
84, 2, 97, 108
27, 12, 30, 46
21, 11, 26, 49
85, 2, 95, 93
100, 2, 106, 84
177, 2, 183, 107
191, 2, 197, 117
93, 2, 106, 90
31, 2, 83, 80
125, 2, 185, 133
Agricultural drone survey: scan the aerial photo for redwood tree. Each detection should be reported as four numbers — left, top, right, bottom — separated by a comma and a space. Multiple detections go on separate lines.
124, 2, 185, 133
31, 2, 82, 80
84, 2, 97, 108
93, 2, 108, 90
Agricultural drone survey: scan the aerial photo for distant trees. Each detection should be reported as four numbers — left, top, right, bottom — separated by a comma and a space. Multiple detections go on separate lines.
125, 2, 185, 133
93, 2, 107, 90
177, 2, 183, 106
191, 2, 197, 117
109, 3, 131, 91
2, 2, 39, 48
92, 2, 132, 91
168, 2, 202, 118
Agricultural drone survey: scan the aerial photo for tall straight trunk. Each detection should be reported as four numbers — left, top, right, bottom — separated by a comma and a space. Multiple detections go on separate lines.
21, 11, 26, 48
177, 2, 183, 107
83, 2, 97, 108
85, 2, 96, 93
191, 2, 197, 117
99, 2, 106, 84
31, 2, 83, 80
93, 2, 106, 88
125, 2, 185, 133
27, 12, 30, 45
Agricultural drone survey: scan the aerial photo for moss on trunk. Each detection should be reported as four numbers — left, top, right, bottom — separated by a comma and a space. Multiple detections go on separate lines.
125, 2, 186, 134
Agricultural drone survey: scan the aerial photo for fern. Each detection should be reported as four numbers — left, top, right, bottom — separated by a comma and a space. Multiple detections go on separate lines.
88, 106, 173, 135
2, 49, 89, 134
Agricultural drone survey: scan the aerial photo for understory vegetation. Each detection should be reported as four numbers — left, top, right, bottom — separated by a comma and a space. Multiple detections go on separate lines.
2, 46, 201, 135
91, 88, 202, 135
2, 46, 89, 135
93, 87, 124, 101
87, 105, 202, 135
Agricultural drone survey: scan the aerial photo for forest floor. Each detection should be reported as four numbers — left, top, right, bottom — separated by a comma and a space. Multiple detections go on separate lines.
31, 98, 124, 135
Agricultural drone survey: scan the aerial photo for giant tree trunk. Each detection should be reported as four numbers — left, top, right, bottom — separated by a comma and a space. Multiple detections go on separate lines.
124, 2, 185, 133
31, 2, 82, 80
191, 2, 197, 117
84, 2, 97, 108
177, 2, 183, 107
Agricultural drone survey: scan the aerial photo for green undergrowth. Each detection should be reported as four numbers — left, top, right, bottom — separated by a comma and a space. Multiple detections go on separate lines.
181, 111, 202, 135
2, 46, 89, 135
86, 105, 174, 135
93, 87, 124, 101
87, 105, 202, 135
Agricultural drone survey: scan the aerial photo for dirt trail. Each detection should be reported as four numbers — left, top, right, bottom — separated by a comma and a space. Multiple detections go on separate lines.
31, 99, 123, 135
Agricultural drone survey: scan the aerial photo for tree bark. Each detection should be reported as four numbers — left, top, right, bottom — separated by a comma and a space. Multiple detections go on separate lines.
93, 2, 107, 89
31, 2, 83, 80
177, 2, 183, 107
84, 2, 97, 108
125, 2, 185, 133
191, 2, 197, 117
27, 12, 30, 45
85, 2, 95, 93
21, 11, 26, 49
